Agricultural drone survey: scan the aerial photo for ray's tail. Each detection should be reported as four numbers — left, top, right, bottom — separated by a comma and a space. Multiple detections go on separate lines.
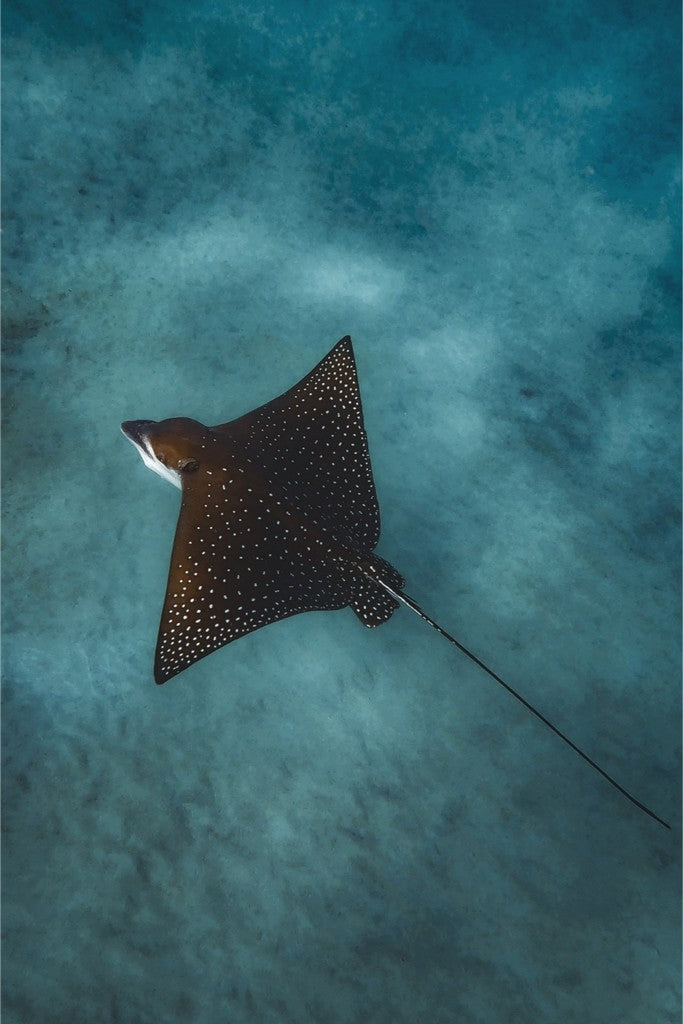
363, 566, 671, 830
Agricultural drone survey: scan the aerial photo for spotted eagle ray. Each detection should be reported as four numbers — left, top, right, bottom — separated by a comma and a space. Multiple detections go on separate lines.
122, 335, 669, 829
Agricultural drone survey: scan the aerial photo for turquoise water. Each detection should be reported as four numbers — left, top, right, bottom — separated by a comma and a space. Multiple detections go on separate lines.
3, 3, 680, 1022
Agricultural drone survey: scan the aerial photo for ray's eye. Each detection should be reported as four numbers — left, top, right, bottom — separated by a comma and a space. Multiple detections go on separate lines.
178, 458, 199, 473
157, 453, 168, 466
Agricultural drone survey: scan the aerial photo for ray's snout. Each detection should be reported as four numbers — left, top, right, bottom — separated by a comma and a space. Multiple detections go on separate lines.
121, 419, 156, 445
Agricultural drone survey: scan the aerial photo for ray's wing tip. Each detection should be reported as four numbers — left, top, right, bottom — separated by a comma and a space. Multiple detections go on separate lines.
154, 663, 172, 685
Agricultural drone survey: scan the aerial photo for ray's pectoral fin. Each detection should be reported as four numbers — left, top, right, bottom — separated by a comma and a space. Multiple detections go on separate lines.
213, 335, 381, 552
153, 472, 367, 685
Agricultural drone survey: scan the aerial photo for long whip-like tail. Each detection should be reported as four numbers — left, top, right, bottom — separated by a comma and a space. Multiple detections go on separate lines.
374, 577, 670, 830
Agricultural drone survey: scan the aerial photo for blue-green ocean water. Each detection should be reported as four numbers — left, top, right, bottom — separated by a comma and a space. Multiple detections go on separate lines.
2, 3, 681, 1022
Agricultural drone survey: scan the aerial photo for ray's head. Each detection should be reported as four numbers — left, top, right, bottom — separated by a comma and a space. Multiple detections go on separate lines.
121, 417, 212, 489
